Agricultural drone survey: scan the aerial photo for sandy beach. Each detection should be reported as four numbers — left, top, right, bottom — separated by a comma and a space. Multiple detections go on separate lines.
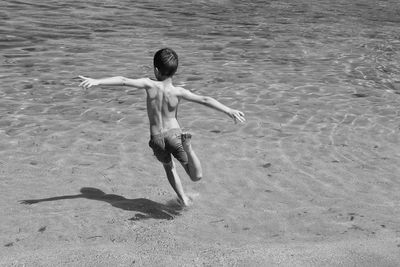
1, 0, 400, 266
1, 85, 399, 266
1, 114, 400, 266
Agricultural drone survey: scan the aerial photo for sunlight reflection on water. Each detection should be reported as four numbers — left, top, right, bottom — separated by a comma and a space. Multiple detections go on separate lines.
1, 0, 400, 154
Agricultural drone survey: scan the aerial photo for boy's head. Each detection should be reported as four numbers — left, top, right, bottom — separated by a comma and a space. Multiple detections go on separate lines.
153, 48, 178, 80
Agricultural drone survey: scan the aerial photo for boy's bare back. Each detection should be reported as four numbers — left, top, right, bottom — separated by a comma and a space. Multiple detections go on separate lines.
145, 79, 183, 135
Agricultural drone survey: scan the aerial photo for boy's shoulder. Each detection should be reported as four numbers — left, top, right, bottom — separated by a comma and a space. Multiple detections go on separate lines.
146, 77, 157, 86
173, 86, 188, 96
145, 79, 189, 96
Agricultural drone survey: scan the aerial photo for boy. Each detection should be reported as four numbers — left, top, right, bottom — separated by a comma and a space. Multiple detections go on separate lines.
79, 48, 245, 206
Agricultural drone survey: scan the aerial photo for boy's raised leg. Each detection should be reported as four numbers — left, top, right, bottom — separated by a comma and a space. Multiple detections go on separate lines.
181, 133, 202, 182
163, 161, 191, 206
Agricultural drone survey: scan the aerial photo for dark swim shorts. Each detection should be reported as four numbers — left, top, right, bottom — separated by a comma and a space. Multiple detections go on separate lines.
148, 128, 188, 165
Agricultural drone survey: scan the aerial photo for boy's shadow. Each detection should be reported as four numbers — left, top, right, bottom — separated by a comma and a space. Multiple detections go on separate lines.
20, 187, 182, 221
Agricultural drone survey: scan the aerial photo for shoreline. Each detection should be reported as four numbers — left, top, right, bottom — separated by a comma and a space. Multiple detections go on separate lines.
2, 236, 399, 266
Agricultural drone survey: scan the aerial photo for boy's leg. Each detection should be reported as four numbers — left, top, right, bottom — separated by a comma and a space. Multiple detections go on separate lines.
162, 161, 191, 206
181, 133, 202, 182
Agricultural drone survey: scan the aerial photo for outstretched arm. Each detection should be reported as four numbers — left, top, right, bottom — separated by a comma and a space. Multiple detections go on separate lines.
178, 88, 245, 123
78, 75, 152, 89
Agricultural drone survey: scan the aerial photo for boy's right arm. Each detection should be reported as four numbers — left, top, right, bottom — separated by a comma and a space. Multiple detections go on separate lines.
78, 75, 152, 89
178, 88, 245, 123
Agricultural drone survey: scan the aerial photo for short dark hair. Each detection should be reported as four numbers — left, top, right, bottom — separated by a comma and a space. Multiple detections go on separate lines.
153, 48, 178, 78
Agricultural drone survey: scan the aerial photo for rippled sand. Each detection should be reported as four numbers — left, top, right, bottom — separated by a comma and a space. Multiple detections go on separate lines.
1, 0, 400, 266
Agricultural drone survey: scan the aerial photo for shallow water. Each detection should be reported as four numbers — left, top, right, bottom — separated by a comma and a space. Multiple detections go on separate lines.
1, 0, 400, 246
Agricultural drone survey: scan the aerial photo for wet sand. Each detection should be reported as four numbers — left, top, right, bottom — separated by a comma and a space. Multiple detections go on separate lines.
0, 94, 399, 266
2, 0, 400, 266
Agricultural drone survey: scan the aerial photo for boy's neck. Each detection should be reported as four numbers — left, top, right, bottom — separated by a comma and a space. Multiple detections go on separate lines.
157, 76, 173, 84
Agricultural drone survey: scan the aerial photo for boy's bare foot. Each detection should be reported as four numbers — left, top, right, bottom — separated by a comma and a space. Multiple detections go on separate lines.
177, 195, 192, 207
181, 132, 192, 151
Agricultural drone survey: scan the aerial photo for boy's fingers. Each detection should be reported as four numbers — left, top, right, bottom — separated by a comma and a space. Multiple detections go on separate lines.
234, 112, 244, 121
237, 114, 245, 123
239, 113, 245, 122
233, 114, 242, 123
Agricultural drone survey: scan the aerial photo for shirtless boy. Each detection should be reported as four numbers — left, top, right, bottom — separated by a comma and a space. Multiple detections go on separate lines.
79, 48, 245, 206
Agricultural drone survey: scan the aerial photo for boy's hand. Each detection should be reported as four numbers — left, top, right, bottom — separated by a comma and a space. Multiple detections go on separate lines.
78, 75, 100, 89
228, 109, 245, 123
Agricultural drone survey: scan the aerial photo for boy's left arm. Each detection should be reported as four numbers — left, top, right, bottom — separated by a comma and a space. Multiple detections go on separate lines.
79, 75, 152, 89
178, 87, 245, 123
